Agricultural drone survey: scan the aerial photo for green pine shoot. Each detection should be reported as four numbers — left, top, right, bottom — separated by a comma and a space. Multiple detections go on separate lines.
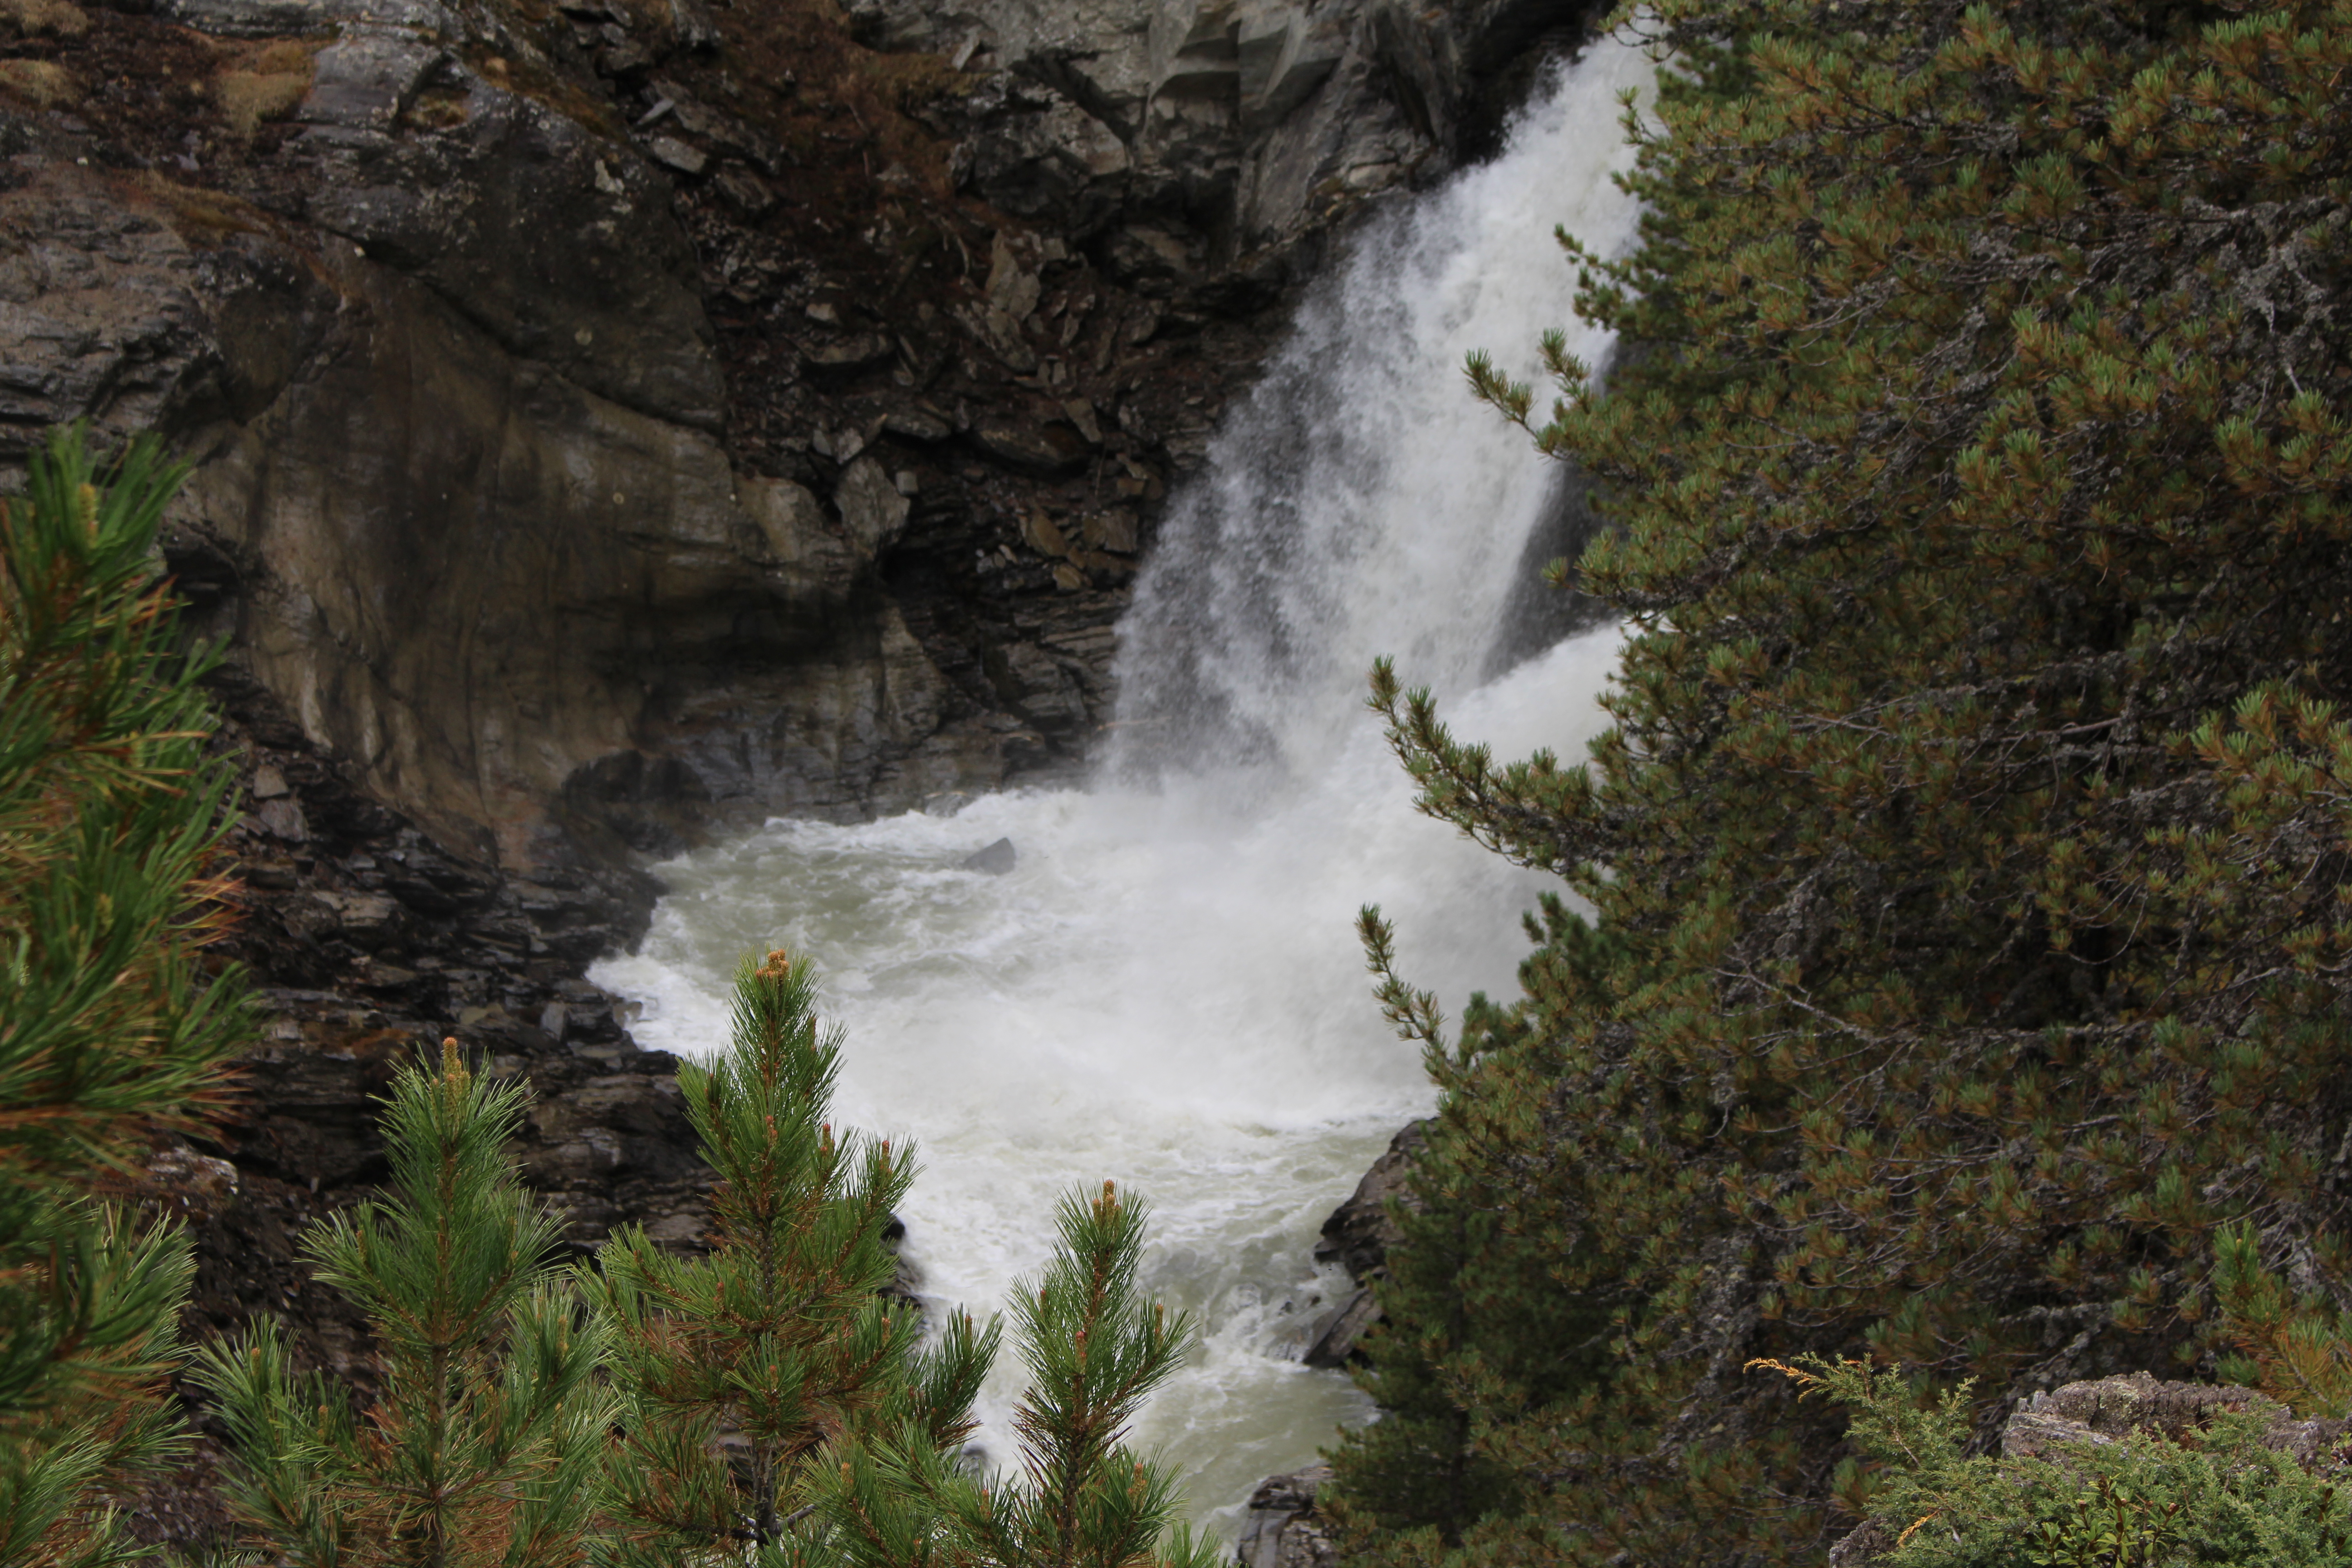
821, 1180, 1223, 1568
196, 1041, 609, 1568
0, 425, 252, 1568
591, 948, 991, 1566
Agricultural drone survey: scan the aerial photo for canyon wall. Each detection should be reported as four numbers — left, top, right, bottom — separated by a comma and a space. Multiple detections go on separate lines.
5, 0, 1604, 877
0, 0, 1602, 1539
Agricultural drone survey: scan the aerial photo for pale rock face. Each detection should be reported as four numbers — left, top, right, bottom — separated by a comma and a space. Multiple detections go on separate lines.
835, 455, 914, 557
175, 245, 945, 868
907, 0, 1588, 253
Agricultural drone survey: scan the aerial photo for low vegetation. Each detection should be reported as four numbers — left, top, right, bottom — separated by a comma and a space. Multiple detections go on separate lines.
212, 41, 318, 140
1758, 1355, 2352, 1568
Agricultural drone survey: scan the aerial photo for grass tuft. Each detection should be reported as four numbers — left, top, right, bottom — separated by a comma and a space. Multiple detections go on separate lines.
0, 0, 88, 39
0, 58, 82, 107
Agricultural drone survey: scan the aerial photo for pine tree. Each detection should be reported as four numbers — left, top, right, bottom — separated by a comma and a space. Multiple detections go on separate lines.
1325, 936, 1614, 1553
818, 1181, 1223, 1568
0, 426, 252, 1566
588, 947, 994, 1567
1332, 1, 2352, 1563
195, 1042, 609, 1568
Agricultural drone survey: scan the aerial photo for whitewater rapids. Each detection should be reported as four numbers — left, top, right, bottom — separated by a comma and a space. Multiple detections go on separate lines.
593, 34, 1653, 1536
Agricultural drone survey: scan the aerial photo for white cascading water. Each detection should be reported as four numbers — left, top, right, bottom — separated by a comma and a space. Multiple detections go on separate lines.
591, 35, 1651, 1538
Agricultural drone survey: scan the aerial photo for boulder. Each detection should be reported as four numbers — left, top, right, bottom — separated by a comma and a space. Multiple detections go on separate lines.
1302, 1286, 1378, 1369
962, 836, 1017, 874
1829, 1371, 2352, 1564
836, 454, 914, 557
1314, 1118, 1426, 1283
1235, 1465, 1338, 1568
2003, 1371, 2349, 1467
971, 417, 1092, 473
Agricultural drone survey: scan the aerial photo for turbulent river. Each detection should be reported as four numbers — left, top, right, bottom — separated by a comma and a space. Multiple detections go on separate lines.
591, 37, 1652, 1538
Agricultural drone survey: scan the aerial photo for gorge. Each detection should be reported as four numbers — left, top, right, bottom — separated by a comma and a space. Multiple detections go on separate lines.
590, 37, 1648, 1529
0, 0, 1649, 1542
17, 3, 2352, 1562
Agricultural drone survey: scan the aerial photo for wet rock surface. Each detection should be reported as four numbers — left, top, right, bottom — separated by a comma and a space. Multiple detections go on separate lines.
1300, 1117, 1423, 1367
1236, 1465, 1339, 1568
1315, 1118, 1425, 1282
962, 833, 1017, 872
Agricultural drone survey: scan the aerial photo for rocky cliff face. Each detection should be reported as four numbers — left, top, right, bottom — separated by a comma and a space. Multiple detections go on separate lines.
0, 0, 1603, 1541
3, 0, 1606, 876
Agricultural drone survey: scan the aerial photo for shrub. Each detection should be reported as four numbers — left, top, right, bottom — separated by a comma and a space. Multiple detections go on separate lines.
1757, 1357, 2352, 1568
194, 1043, 610, 1568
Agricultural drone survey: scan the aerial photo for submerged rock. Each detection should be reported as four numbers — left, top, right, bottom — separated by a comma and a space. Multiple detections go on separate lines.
963, 836, 1018, 874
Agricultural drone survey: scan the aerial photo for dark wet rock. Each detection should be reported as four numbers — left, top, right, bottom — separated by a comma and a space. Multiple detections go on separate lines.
963, 835, 1016, 873
1235, 1465, 1338, 1568
1315, 1118, 1426, 1283
1296, 1119, 1426, 1367
1302, 1288, 1379, 1370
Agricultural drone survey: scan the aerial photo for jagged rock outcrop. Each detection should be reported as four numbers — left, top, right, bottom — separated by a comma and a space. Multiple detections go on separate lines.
1302, 1117, 1422, 1367
1235, 1465, 1338, 1568
1, 0, 1608, 877
1314, 1117, 1424, 1280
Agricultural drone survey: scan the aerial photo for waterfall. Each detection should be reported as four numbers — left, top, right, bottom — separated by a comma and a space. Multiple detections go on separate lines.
1110, 35, 1649, 787
591, 35, 1652, 1536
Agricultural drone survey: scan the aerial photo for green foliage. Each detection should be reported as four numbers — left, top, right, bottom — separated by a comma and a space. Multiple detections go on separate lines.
2212, 1225, 2352, 1422
589, 947, 989, 1566
818, 1181, 1222, 1568
194, 946, 1216, 1568
1755, 1356, 2352, 1567
195, 1043, 609, 1568
1333, 0, 2352, 1563
592, 946, 1212, 1568
0, 426, 248, 1178
0, 426, 251, 1566
1324, 912, 1617, 1551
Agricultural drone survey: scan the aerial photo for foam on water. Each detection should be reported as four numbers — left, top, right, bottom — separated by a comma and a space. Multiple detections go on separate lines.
594, 632, 1621, 1528
592, 35, 1653, 1536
